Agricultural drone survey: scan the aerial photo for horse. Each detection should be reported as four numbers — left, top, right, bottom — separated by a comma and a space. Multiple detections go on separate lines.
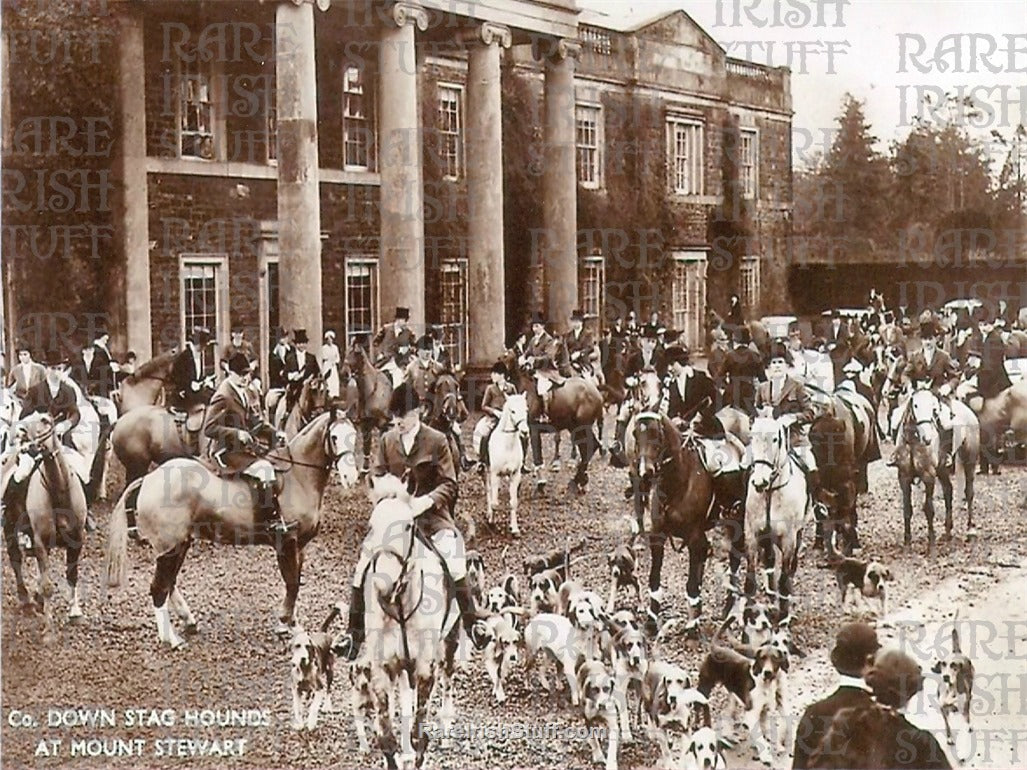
501, 350, 604, 495
424, 371, 469, 474
104, 408, 360, 648
598, 335, 629, 408
632, 412, 727, 638
475, 393, 529, 540
894, 389, 979, 555
115, 349, 178, 413
340, 341, 394, 473
3, 413, 88, 644
283, 375, 330, 439
1, 386, 21, 453
743, 412, 810, 623
346, 473, 460, 769
623, 370, 666, 535
964, 380, 1027, 473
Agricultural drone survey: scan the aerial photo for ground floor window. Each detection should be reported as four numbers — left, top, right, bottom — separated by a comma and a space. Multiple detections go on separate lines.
345, 256, 379, 350
740, 255, 761, 316
180, 256, 227, 376
579, 252, 605, 334
437, 259, 468, 367
671, 251, 708, 351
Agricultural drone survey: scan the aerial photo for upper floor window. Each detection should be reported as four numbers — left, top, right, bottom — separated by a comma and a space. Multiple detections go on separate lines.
740, 128, 758, 199
576, 104, 603, 190
437, 84, 463, 181
179, 54, 215, 160
343, 64, 375, 170
667, 117, 703, 196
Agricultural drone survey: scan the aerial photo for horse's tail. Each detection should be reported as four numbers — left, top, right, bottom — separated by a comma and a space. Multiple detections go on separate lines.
105, 479, 140, 589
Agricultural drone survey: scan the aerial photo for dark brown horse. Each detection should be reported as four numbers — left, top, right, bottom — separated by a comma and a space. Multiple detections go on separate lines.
339, 341, 394, 473
115, 349, 179, 414
500, 350, 604, 495
425, 371, 469, 472
632, 413, 734, 638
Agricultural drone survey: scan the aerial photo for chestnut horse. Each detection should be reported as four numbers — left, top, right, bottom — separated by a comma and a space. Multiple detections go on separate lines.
340, 342, 394, 474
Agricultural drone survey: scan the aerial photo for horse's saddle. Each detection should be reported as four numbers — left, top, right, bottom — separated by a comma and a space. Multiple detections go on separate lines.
170, 406, 206, 433
690, 435, 744, 476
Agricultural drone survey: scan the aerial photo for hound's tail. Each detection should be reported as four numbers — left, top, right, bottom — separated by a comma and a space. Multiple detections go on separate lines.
105, 479, 142, 589
952, 609, 962, 654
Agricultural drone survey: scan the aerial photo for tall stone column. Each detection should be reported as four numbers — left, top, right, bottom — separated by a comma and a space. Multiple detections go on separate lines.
114, 6, 152, 359
276, 0, 324, 344
541, 38, 580, 335
463, 23, 511, 368
378, 1, 428, 327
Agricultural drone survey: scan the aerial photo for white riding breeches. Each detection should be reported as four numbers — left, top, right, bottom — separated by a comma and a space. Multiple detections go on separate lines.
535, 372, 553, 397
350, 527, 467, 589
382, 361, 405, 389
472, 415, 498, 454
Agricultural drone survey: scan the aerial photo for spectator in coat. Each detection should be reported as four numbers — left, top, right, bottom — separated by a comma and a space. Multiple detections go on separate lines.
792, 622, 880, 769
727, 294, 744, 327
6, 341, 45, 400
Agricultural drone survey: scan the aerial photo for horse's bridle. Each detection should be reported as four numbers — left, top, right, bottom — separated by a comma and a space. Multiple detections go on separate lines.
264, 412, 355, 471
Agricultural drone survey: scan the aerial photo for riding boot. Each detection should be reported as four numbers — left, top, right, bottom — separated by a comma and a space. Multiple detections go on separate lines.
257, 480, 296, 535
453, 577, 489, 650
333, 586, 366, 661
477, 434, 490, 473
807, 468, 828, 521
940, 428, 954, 472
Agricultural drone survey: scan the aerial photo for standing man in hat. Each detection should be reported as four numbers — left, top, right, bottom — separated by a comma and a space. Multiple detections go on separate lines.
792, 622, 880, 769
374, 307, 416, 387
978, 310, 1012, 400
266, 328, 292, 423
608, 325, 666, 467
466, 360, 519, 471
723, 325, 765, 418
202, 352, 293, 535
171, 326, 215, 413
888, 318, 961, 469
334, 381, 490, 661
6, 341, 45, 400
283, 329, 320, 415
562, 309, 598, 379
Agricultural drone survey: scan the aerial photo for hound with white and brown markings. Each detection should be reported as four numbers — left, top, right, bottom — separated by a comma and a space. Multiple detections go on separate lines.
933, 614, 975, 751
576, 656, 622, 770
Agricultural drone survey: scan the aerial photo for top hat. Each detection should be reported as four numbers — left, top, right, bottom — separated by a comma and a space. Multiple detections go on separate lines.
570, 309, 584, 322
919, 319, 941, 339
664, 345, 690, 366
293, 329, 309, 345
226, 352, 251, 375
394, 307, 410, 321
190, 326, 212, 344
529, 311, 546, 327
830, 622, 880, 676
640, 324, 659, 341
388, 381, 421, 416
490, 360, 509, 376
768, 339, 790, 361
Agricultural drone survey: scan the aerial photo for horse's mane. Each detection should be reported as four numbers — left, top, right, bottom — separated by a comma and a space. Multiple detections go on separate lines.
130, 350, 177, 380
368, 473, 411, 505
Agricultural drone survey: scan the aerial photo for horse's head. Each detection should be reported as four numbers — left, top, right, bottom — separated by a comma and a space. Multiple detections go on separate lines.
909, 388, 940, 446
749, 412, 787, 492
502, 393, 530, 438
301, 375, 329, 415
632, 412, 673, 480
634, 370, 662, 411
365, 474, 416, 562
431, 374, 468, 423
341, 341, 367, 380
323, 407, 360, 488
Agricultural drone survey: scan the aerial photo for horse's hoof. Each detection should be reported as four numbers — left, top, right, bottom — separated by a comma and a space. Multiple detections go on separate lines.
274, 621, 293, 638
966, 528, 978, 541
183, 622, 199, 636
170, 639, 188, 651
509, 527, 521, 538
940, 532, 953, 543
67, 613, 84, 625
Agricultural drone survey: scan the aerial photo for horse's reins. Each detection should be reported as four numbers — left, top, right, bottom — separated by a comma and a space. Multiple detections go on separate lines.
751, 423, 796, 533
261, 414, 354, 470
372, 523, 425, 672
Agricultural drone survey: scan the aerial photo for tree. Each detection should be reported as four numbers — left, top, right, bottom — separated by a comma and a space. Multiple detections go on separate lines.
817, 94, 890, 258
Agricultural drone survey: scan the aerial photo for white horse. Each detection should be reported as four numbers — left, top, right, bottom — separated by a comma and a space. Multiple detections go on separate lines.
744, 411, 810, 624
356, 474, 461, 769
484, 394, 529, 537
